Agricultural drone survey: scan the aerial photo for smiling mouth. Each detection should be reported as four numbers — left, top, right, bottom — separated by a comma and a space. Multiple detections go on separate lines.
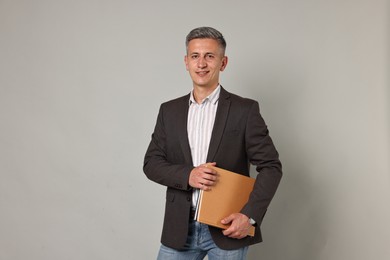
196, 71, 209, 76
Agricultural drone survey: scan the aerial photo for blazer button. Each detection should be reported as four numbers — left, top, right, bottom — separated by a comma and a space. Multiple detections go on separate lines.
187, 197, 191, 201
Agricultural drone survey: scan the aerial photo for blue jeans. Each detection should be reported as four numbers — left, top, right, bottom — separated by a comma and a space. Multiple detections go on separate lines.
157, 220, 248, 260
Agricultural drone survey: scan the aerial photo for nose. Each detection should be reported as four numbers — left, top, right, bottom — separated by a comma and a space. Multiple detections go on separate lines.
197, 57, 207, 68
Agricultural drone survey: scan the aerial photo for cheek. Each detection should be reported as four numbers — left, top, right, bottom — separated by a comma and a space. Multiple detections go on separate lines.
187, 62, 197, 71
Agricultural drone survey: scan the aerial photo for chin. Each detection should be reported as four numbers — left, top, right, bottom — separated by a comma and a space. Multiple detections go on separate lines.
196, 83, 211, 88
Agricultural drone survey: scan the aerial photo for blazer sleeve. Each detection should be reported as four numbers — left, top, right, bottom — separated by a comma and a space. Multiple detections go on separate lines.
240, 101, 282, 224
143, 103, 194, 191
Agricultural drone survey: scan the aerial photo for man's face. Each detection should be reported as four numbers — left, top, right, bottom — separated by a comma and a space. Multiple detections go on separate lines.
185, 38, 228, 89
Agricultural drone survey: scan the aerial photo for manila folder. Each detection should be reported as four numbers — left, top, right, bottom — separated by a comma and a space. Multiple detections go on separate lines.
196, 166, 256, 237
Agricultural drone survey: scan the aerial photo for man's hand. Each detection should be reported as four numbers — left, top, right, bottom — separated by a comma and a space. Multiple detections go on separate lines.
221, 213, 252, 239
189, 162, 217, 191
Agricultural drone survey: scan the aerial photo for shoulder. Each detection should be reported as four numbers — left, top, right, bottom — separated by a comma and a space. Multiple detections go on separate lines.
221, 87, 258, 107
159, 93, 190, 111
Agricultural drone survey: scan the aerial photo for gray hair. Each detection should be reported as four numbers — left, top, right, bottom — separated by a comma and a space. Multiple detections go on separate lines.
185, 27, 227, 55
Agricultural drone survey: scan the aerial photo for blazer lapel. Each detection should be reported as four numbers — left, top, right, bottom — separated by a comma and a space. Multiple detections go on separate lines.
207, 87, 231, 162
177, 94, 193, 165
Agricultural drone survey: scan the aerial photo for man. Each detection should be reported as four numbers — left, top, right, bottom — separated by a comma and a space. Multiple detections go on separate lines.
144, 27, 282, 260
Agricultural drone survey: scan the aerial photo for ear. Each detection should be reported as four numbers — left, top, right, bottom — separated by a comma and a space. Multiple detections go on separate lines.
220, 56, 228, 71
184, 55, 189, 71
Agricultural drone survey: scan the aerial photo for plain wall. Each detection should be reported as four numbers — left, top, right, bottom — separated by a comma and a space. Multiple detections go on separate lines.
0, 0, 389, 259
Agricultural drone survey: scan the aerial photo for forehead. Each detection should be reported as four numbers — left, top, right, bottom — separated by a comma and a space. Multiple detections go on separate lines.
187, 38, 221, 53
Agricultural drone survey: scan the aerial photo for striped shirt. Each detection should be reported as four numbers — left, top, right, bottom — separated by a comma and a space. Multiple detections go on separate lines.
188, 85, 220, 208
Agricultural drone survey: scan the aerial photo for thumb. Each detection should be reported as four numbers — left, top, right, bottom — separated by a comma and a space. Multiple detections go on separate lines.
205, 162, 217, 167
221, 214, 235, 225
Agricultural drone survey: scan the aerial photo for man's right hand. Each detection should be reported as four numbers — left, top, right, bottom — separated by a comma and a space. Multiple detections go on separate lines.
189, 162, 218, 191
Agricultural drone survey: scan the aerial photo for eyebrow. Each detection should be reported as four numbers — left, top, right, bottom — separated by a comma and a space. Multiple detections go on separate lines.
189, 51, 217, 56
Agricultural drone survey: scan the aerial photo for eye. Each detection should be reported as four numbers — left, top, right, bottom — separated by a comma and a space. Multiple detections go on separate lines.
191, 54, 199, 59
205, 54, 215, 61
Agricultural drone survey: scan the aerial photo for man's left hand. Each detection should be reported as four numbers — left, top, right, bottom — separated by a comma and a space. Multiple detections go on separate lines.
221, 213, 252, 239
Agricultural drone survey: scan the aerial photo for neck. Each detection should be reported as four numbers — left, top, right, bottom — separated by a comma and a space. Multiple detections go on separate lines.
192, 84, 219, 104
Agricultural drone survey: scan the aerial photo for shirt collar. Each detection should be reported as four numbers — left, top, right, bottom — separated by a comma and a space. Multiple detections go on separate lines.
189, 85, 221, 105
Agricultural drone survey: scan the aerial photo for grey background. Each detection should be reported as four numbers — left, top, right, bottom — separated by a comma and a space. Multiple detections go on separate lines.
0, 0, 389, 259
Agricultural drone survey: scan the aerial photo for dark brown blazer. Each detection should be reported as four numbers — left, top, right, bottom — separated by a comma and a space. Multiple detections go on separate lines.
143, 87, 282, 250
